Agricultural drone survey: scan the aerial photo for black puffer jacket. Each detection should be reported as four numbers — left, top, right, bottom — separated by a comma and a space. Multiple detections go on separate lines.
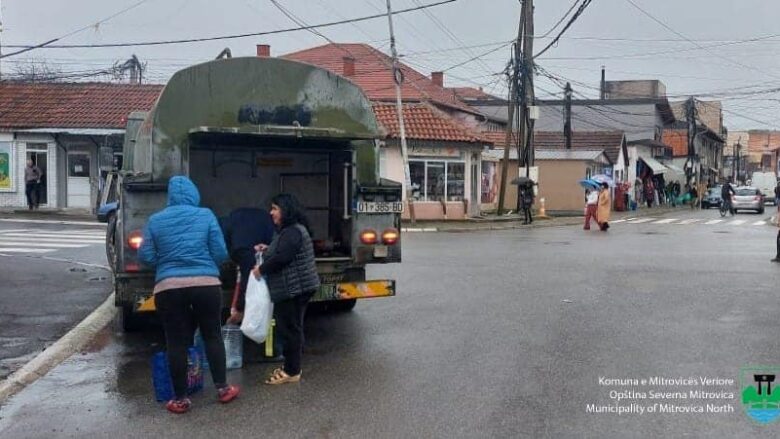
263, 224, 320, 303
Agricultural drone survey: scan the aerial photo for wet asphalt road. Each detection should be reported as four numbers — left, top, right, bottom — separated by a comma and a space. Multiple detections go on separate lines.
2, 209, 780, 438
0, 220, 111, 380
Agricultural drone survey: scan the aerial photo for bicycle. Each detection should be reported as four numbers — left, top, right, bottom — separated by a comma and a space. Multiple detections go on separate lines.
720, 197, 734, 217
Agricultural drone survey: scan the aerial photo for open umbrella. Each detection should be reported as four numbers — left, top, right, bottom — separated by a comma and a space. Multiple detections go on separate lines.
511, 176, 535, 187
578, 178, 600, 190
591, 174, 615, 187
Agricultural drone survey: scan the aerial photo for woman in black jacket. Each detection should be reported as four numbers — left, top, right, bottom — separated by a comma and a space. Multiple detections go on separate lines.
253, 194, 320, 384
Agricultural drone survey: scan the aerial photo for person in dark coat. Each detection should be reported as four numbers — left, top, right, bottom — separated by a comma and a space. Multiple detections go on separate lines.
138, 176, 239, 414
223, 207, 275, 324
253, 193, 319, 385
520, 185, 535, 224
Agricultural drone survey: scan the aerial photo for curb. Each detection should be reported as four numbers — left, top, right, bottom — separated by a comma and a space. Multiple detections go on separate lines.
0, 292, 117, 404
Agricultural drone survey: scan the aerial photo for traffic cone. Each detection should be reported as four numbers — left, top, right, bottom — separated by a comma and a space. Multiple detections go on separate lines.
537, 197, 551, 219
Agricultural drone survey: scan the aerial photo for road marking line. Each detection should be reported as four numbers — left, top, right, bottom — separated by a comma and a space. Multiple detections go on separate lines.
627, 218, 655, 224
676, 219, 702, 225
704, 219, 724, 225
0, 241, 88, 248
729, 220, 746, 226
0, 229, 30, 233
622, 217, 637, 221
753, 221, 766, 226
0, 248, 55, 253
610, 219, 627, 223
653, 218, 678, 224
0, 233, 104, 242
0, 218, 105, 227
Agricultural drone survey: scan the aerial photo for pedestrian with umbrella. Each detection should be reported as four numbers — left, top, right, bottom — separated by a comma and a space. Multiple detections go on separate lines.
579, 179, 600, 230
597, 182, 611, 231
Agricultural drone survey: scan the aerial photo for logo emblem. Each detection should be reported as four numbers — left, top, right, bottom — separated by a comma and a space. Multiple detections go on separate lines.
741, 367, 780, 424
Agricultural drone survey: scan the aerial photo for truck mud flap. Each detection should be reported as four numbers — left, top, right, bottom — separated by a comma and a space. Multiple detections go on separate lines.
313, 280, 395, 302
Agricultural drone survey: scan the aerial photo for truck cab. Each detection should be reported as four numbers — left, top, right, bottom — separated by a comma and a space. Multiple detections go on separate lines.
108, 57, 401, 330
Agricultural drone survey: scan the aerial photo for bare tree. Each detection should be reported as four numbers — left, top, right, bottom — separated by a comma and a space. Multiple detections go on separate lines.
11, 59, 63, 82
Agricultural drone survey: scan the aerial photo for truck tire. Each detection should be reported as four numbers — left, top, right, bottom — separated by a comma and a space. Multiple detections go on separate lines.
105, 213, 117, 272
332, 299, 357, 312
121, 305, 144, 332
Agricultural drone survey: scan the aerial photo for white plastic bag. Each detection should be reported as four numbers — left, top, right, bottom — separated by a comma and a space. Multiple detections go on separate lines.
240, 275, 273, 344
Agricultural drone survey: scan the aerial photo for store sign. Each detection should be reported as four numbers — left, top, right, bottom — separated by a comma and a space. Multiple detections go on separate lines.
0, 142, 12, 191
409, 145, 462, 158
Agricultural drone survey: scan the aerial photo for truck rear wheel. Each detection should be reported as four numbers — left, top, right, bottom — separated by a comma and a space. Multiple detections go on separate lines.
332, 299, 357, 312
121, 305, 144, 332
105, 213, 117, 271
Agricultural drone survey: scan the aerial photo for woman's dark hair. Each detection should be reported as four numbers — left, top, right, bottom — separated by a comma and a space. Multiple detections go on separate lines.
271, 193, 310, 231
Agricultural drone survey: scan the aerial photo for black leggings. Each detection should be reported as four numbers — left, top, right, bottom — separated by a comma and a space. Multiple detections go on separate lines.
275, 291, 314, 376
155, 285, 226, 399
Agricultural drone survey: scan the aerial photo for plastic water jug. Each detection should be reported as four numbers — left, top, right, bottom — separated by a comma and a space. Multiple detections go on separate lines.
223, 325, 243, 370
193, 329, 210, 371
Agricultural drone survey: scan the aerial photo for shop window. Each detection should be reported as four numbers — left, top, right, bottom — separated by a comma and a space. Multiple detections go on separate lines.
446, 162, 465, 201
409, 159, 465, 202
426, 161, 445, 201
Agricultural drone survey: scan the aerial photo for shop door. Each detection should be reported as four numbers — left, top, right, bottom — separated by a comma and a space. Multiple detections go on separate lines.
470, 159, 479, 216
67, 152, 91, 207
26, 149, 48, 206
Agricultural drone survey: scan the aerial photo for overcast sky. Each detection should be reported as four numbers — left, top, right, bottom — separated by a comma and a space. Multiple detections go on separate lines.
3, 0, 780, 131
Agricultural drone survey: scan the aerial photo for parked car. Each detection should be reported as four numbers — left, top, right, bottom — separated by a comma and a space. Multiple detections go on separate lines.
97, 201, 118, 223
701, 186, 722, 209
732, 187, 764, 214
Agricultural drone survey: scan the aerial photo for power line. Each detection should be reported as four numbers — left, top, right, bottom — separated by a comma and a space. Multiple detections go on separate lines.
1, 0, 153, 59
533, 0, 595, 59
623, 0, 780, 82
2, 0, 455, 53
537, 0, 580, 39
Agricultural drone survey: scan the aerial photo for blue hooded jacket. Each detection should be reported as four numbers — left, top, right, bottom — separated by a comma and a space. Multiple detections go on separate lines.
138, 176, 228, 283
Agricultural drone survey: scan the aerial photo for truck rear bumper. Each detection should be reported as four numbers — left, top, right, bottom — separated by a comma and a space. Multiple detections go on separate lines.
119, 276, 395, 313
312, 280, 396, 302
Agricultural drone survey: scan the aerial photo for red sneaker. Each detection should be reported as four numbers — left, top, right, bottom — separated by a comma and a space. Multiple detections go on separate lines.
218, 385, 240, 403
166, 398, 191, 414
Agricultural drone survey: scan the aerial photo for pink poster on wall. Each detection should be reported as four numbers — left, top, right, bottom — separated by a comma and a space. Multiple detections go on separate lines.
481, 162, 498, 204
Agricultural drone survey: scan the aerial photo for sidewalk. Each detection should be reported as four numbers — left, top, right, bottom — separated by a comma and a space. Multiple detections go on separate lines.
402, 206, 682, 233
0, 208, 96, 223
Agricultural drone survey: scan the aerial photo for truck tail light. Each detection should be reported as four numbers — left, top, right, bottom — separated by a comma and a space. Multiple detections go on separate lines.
127, 230, 143, 250
360, 229, 378, 245
382, 228, 399, 245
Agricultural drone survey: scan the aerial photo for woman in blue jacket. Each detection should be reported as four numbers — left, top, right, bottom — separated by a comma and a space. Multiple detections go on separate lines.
139, 176, 239, 414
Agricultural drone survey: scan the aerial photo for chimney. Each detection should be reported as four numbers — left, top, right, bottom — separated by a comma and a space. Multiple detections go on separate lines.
600, 65, 606, 99
256, 44, 271, 57
431, 71, 444, 87
343, 57, 356, 76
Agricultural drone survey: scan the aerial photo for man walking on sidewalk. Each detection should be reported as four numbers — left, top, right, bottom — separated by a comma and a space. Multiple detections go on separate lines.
24, 159, 42, 210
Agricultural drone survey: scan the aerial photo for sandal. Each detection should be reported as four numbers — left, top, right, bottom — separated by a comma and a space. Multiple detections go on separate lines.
265, 368, 301, 385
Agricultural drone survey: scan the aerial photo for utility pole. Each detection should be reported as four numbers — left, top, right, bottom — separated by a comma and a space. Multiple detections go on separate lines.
734, 136, 741, 183
497, 2, 525, 215
384, 0, 415, 223
519, 0, 535, 179
685, 97, 697, 188
564, 82, 572, 150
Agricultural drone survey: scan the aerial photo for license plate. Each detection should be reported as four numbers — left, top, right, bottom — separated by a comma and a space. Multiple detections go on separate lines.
356, 201, 404, 214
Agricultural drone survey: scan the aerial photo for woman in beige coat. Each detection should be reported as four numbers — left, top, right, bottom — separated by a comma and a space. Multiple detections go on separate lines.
597, 182, 611, 231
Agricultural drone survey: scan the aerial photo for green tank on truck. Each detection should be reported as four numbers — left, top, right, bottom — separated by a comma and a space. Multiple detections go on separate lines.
108, 57, 402, 331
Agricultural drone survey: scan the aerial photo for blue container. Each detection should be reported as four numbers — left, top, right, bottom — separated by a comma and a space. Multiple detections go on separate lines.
151, 348, 204, 402
152, 352, 174, 402
193, 329, 210, 371
223, 325, 243, 370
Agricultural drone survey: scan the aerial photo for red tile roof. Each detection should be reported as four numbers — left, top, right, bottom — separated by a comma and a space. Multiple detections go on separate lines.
283, 43, 478, 114
0, 82, 163, 130
373, 103, 487, 143
663, 129, 688, 157
535, 131, 625, 165
483, 130, 626, 164
450, 87, 501, 101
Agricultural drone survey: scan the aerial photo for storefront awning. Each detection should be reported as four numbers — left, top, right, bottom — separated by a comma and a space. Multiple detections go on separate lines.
638, 155, 669, 175
665, 163, 685, 174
